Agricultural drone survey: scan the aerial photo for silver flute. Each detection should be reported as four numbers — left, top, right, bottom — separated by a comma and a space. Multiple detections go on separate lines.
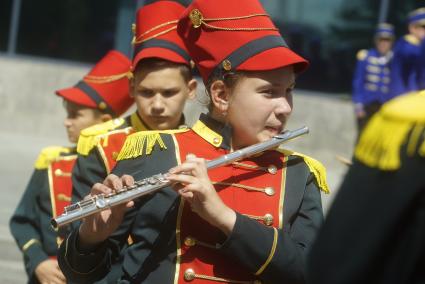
51, 126, 308, 228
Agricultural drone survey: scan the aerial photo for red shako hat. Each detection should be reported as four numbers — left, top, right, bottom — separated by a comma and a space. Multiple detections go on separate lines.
132, 0, 192, 69
55, 50, 133, 116
177, 0, 309, 83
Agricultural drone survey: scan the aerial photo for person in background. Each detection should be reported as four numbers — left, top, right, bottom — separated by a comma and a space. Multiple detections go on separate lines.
389, 7, 425, 98
352, 23, 395, 133
58, 0, 328, 283
9, 50, 133, 284
308, 90, 425, 284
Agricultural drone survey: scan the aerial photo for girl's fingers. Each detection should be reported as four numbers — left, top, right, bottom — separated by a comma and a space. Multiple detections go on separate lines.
121, 174, 135, 187
104, 174, 123, 190
91, 183, 112, 195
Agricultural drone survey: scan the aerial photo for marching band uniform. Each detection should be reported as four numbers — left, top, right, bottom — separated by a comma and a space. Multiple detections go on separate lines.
9, 50, 133, 283
389, 8, 425, 98
352, 23, 394, 130
308, 90, 425, 284
70, 0, 192, 210
58, 0, 328, 283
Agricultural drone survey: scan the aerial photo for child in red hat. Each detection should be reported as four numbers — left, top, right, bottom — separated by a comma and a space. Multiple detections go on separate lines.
70, 0, 197, 209
9, 49, 133, 284
59, 1, 327, 283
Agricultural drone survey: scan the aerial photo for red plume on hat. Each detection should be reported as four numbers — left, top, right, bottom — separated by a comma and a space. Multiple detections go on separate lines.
177, 0, 308, 83
55, 50, 133, 116
132, 0, 192, 69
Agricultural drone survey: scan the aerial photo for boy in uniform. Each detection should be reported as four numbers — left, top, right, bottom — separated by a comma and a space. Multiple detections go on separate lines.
71, 0, 197, 205
9, 50, 133, 284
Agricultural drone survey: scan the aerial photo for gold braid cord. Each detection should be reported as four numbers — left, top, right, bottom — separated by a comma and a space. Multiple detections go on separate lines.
83, 71, 133, 84
189, 9, 278, 32
132, 20, 178, 45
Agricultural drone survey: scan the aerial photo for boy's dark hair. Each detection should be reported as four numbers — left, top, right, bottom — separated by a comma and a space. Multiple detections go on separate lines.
134, 58, 193, 83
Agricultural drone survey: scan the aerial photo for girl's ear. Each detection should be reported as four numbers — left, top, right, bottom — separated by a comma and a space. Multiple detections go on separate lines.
209, 80, 229, 113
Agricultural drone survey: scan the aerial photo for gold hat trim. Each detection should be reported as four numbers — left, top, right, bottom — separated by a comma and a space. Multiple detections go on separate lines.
189, 9, 278, 32
132, 20, 178, 45
84, 71, 133, 84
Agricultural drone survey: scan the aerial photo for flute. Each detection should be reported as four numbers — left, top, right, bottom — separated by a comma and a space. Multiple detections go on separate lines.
51, 126, 309, 228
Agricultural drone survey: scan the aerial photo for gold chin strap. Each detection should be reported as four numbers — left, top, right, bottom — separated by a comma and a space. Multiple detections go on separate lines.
132, 20, 178, 45
189, 9, 278, 32
84, 71, 133, 84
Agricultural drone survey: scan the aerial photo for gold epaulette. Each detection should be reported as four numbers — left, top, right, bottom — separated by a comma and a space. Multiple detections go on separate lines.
117, 128, 190, 161
34, 146, 72, 170
356, 49, 368, 61
278, 149, 330, 194
77, 118, 126, 156
404, 34, 420, 46
355, 91, 425, 170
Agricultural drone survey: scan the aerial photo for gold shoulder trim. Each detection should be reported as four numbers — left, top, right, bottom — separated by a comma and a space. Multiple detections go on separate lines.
77, 118, 126, 156
192, 120, 223, 147
278, 149, 330, 193
34, 146, 72, 169
404, 34, 420, 46
117, 128, 189, 161
356, 49, 368, 61
355, 92, 425, 170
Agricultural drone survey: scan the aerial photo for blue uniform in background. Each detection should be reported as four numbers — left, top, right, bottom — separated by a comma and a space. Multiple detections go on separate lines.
417, 39, 425, 90
352, 48, 393, 106
389, 34, 421, 98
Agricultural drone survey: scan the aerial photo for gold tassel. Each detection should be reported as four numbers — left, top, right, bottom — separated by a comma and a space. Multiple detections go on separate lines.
117, 131, 167, 161
278, 149, 330, 194
355, 113, 412, 170
117, 128, 189, 161
34, 146, 71, 170
77, 118, 125, 156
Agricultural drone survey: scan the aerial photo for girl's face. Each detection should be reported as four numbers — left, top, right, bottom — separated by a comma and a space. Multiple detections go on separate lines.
225, 66, 295, 149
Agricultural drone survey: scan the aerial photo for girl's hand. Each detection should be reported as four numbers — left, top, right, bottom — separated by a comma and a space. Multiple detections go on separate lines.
167, 154, 236, 235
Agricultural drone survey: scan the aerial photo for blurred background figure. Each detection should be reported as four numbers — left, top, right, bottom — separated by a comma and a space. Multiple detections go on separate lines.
389, 7, 425, 99
307, 90, 425, 284
352, 23, 394, 134
8, 50, 133, 284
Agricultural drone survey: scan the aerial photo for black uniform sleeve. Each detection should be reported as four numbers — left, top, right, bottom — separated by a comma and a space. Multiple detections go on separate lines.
220, 172, 323, 284
71, 148, 108, 203
9, 169, 49, 279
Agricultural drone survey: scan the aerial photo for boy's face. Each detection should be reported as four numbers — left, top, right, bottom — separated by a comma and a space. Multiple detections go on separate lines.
131, 66, 196, 130
63, 101, 106, 143
375, 38, 393, 55
409, 23, 425, 40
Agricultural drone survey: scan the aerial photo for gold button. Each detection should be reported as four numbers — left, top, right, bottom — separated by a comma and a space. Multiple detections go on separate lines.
264, 187, 275, 196
184, 236, 196, 247
263, 214, 274, 226
184, 268, 195, 281
267, 165, 277, 175
54, 169, 63, 176
213, 137, 221, 145
98, 101, 107, 110
222, 59, 232, 71
189, 9, 203, 28
112, 152, 119, 161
